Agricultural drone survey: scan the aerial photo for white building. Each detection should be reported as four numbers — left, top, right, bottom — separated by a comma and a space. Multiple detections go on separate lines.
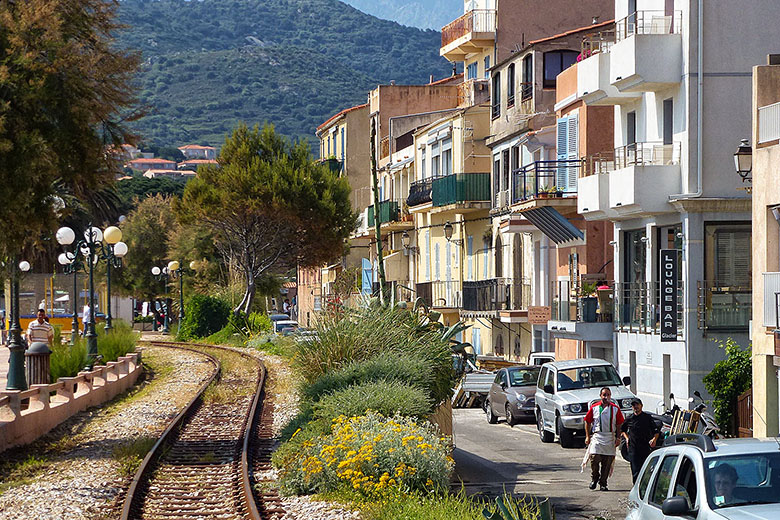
569, 0, 780, 407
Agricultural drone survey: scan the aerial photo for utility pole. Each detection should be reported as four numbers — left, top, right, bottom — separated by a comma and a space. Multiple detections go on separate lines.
370, 117, 387, 305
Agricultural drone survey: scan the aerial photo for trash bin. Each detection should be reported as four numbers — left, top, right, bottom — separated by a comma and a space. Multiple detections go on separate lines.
25, 341, 52, 385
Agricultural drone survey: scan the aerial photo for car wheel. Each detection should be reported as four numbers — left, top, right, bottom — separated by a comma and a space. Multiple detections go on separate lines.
485, 400, 498, 424
558, 415, 578, 448
537, 409, 554, 443
505, 403, 518, 427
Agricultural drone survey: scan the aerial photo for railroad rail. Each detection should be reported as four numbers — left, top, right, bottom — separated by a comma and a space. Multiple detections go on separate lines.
120, 340, 284, 520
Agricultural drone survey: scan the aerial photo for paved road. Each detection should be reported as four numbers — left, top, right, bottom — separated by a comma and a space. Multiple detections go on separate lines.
453, 408, 631, 520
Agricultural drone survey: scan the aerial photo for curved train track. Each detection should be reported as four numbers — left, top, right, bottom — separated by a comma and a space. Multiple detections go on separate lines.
120, 340, 285, 520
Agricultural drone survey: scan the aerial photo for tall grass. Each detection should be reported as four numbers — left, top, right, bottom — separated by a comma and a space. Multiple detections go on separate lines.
48, 320, 138, 382
49, 341, 88, 383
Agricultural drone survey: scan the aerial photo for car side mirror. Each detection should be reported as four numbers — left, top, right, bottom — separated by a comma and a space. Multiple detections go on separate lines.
544, 384, 554, 394
622, 376, 631, 386
661, 496, 690, 516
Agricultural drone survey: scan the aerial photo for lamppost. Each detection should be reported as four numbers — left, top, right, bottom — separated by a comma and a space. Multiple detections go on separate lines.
151, 265, 170, 333
103, 227, 128, 333
56, 225, 128, 365
57, 251, 84, 345
6, 259, 31, 391
733, 138, 752, 183
167, 260, 195, 324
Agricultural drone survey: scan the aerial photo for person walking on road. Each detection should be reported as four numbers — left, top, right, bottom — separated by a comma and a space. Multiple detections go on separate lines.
26, 308, 54, 346
621, 398, 660, 483
584, 387, 625, 491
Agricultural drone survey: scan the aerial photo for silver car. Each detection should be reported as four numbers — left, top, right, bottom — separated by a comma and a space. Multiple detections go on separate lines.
535, 358, 636, 448
627, 434, 780, 520
485, 365, 541, 426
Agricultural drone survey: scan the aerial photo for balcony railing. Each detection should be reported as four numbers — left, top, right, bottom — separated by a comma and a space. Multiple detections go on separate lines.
367, 200, 400, 226
408, 178, 434, 207
511, 160, 582, 203
613, 281, 684, 336
441, 9, 496, 48
697, 281, 751, 331
380, 136, 390, 159
583, 142, 680, 177
580, 30, 615, 57
416, 280, 461, 308
320, 157, 342, 173
551, 280, 614, 323
520, 81, 533, 101
759, 101, 780, 144
432, 173, 491, 207
616, 10, 682, 41
415, 281, 433, 308
463, 278, 531, 312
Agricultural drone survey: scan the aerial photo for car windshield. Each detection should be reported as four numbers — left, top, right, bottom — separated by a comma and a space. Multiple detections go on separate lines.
705, 452, 780, 509
557, 365, 621, 390
508, 367, 540, 387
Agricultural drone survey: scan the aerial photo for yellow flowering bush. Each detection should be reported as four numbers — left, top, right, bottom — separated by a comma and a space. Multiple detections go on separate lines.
276, 411, 453, 497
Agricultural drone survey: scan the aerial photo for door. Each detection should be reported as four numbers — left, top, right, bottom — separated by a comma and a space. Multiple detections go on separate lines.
492, 369, 508, 413
644, 454, 680, 520
540, 367, 556, 428
626, 110, 637, 164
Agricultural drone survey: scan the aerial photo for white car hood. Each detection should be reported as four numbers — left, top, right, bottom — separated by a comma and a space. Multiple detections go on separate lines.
555, 385, 635, 405
715, 503, 780, 520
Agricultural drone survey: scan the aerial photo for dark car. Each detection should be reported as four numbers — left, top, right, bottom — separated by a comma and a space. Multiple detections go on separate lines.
485, 365, 541, 426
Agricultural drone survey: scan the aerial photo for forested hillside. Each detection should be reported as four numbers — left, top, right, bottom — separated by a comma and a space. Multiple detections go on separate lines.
117, 0, 450, 147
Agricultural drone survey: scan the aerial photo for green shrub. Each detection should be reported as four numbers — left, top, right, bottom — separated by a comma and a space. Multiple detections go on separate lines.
358, 491, 544, 520
703, 338, 752, 436
303, 353, 433, 404
96, 320, 138, 362
248, 334, 295, 358
49, 341, 88, 382
177, 294, 231, 340
275, 412, 452, 497
313, 381, 432, 425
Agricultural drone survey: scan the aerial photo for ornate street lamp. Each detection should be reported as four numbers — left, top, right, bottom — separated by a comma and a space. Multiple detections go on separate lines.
733, 138, 752, 182
58, 250, 84, 346
443, 220, 463, 245
103, 226, 128, 332
151, 265, 170, 333
56, 224, 128, 365
6, 259, 31, 391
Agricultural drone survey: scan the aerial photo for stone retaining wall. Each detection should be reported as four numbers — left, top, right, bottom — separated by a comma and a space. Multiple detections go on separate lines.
0, 353, 143, 451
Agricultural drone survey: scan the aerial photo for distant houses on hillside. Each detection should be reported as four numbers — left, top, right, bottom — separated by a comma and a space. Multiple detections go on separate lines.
120, 144, 219, 180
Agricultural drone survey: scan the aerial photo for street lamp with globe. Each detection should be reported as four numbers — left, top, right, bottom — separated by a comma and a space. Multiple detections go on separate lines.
6, 259, 31, 391
151, 265, 170, 333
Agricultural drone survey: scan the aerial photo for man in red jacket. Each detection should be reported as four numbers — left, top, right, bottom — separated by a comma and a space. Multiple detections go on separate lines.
584, 387, 625, 491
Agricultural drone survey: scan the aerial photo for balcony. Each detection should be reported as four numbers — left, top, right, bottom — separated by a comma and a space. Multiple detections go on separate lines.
510, 160, 581, 213
606, 142, 681, 217
416, 280, 461, 309
462, 278, 531, 312
320, 157, 342, 173
576, 49, 641, 106
440, 9, 497, 62
458, 78, 490, 107
367, 200, 399, 226
432, 173, 491, 211
614, 281, 684, 337
611, 11, 682, 92
548, 280, 614, 342
408, 178, 433, 207
697, 281, 751, 332
577, 153, 612, 219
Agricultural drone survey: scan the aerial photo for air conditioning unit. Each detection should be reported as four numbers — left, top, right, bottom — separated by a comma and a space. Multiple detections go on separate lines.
496, 190, 509, 208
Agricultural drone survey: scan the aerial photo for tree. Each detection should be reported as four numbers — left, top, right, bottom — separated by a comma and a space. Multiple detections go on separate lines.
703, 338, 752, 437
115, 195, 177, 323
176, 123, 354, 315
0, 0, 139, 260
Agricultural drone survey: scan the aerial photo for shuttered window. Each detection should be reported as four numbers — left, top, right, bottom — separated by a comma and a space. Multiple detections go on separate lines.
556, 113, 579, 192
467, 235, 474, 281
705, 223, 751, 287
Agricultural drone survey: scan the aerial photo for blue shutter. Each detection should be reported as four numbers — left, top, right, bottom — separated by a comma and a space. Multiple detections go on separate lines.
473, 328, 482, 355
434, 243, 440, 280
566, 114, 579, 192
467, 235, 474, 281
361, 258, 372, 295
556, 116, 568, 189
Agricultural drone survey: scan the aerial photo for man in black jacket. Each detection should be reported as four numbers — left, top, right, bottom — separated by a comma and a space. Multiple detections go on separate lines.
620, 398, 661, 482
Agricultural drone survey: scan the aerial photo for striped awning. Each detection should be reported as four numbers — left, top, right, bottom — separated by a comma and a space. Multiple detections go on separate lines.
520, 206, 584, 246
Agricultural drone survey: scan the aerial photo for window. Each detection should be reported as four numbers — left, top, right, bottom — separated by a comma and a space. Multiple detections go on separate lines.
493, 156, 501, 197
441, 138, 453, 176
467, 61, 478, 80
543, 50, 578, 88
705, 223, 751, 286
340, 127, 345, 162
663, 98, 673, 145
651, 455, 680, 506
507, 63, 515, 107
421, 147, 427, 178
434, 242, 440, 279
467, 235, 474, 280
484, 55, 490, 78
556, 114, 579, 192
425, 230, 431, 281
705, 453, 780, 509
673, 457, 698, 511
508, 367, 540, 386
431, 141, 441, 177
492, 72, 501, 119
502, 149, 510, 193
473, 328, 482, 354
482, 237, 489, 279
537, 367, 548, 390
638, 455, 660, 500
521, 55, 533, 100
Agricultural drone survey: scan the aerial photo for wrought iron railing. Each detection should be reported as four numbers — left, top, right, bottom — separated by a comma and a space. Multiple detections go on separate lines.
511, 160, 582, 203
696, 281, 751, 331
441, 9, 496, 48
615, 10, 682, 41
407, 178, 434, 206
432, 173, 491, 207
613, 281, 684, 336
550, 280, 614, 322
462, 278, 531, 311
415, 281, 433, 308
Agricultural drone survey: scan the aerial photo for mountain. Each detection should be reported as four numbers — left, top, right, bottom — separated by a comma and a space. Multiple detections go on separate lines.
116, 0, 451, 148
340, 0, 461, 30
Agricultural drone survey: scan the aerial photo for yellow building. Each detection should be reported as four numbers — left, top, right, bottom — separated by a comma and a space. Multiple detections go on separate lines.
750, 57, 780, 437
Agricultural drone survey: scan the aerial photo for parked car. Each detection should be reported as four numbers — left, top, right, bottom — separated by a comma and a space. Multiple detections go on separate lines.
485, 365, 541, 426
269, 313, 291, 322
535, 358, 635, 448
626, 433, 780, 520
529, 352, 555, 366
273, 320, 298, 335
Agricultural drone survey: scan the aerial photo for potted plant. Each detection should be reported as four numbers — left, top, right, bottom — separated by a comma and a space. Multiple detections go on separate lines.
538, 185, 549, 198
580, 281, 599, 322
549, 185, 564, 198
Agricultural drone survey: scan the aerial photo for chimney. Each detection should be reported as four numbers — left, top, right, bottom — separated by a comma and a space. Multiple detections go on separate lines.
452, 63, 457, 76
430, 74, 434, 83
769, 54, 780, 65
390, 80, 396, 86
592, 16, 600, 24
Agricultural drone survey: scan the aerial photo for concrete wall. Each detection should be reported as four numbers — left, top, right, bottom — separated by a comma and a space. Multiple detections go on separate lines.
297, 267, 321, 328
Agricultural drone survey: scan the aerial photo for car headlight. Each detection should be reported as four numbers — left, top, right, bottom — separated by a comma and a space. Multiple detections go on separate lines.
514, 393, 527, 403
563, 403, 583, 414
621, 398, 633, 409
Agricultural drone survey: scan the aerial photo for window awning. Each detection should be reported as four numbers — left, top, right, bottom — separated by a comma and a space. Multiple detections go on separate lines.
520, 206, 584, 246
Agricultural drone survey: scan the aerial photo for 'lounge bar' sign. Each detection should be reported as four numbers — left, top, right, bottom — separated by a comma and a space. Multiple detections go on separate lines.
660, 249, 678, 342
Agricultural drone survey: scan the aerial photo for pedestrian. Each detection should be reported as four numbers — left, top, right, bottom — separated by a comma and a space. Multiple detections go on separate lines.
283, 298, 291, 315
621, 398, 661, 483
584, 387, 625, 491
26, 308, 54, 346
82, 303, 92, 336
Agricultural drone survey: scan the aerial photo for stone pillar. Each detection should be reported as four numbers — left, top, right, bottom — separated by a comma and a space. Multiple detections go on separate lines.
24, 342, 51, 386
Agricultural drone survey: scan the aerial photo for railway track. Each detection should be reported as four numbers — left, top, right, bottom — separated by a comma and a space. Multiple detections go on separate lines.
120, 341, 284, 520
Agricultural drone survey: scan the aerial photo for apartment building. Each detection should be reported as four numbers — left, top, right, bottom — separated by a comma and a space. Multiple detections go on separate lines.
750, 56, 780, 438
562, 0, 780, 407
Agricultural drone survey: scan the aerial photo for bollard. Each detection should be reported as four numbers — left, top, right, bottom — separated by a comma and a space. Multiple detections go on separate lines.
25, 342, 52, 386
